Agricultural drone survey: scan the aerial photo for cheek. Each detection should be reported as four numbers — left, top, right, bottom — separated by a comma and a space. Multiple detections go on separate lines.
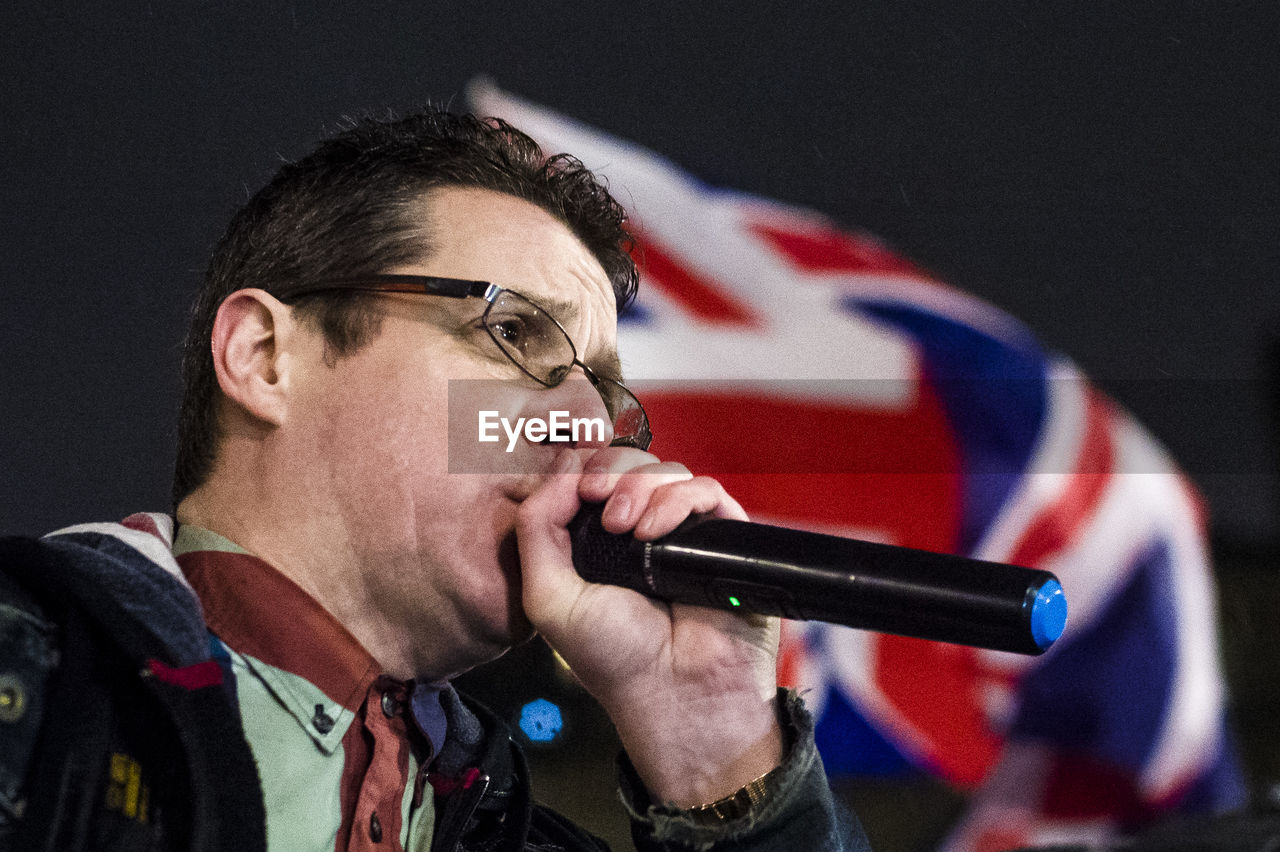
311, 364, 451, 497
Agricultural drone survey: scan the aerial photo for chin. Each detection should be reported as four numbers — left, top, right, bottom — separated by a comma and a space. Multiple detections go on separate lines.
457, 606, 534, 675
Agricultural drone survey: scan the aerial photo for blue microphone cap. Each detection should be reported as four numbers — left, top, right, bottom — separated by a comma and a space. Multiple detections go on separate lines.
1030, 579, 1068, 649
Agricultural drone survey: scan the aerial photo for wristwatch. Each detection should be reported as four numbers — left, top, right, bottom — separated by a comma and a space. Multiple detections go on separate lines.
683, 764, 781, 824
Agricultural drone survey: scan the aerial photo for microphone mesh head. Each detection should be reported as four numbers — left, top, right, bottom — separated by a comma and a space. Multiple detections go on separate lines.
566, 503, 646, 590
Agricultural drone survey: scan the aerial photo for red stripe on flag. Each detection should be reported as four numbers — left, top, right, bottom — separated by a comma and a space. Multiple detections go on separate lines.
1040, 751, 1150, 822
876, 637, 1002, 786
972, 827, 1034, 852
1006, 390, 1115, 570
870, 392, 1117, 787
1180, 474, 1211, 535
776, 622, 808, 690
641, 384, 962, 554
122, 512, 163, 541
749, 220, 925, 278
643, 380, 1006, 783
631, 234, 760, 327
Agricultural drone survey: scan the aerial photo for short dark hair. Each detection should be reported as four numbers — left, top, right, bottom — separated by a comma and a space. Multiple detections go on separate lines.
172, 108, 639, 505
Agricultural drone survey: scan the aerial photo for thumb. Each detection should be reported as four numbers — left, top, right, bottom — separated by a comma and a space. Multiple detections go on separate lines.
515, 450, 588, 628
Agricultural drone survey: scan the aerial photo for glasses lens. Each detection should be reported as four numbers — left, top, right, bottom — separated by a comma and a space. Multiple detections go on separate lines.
485, 289, 651, 450
484, 291, 575, 384
594, 378, 653, 451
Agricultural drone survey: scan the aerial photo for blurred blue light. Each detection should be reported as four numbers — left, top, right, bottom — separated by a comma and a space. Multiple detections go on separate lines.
519, 698, 564, 744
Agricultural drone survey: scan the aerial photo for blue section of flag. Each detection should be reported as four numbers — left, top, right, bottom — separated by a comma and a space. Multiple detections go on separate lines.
1012, 539, 1177, 769
1175, 728, 1248, 813
42, 531, 211, 666
618, 300, 653, 325
813, 687, 914, 776
846, 298, 1048, 554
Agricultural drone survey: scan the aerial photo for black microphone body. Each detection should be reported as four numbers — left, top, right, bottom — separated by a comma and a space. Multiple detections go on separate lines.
567, 503, 1066, 655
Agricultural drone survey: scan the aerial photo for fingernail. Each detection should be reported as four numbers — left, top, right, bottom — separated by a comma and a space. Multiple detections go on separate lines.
606, 494, 632, 527
635, 514, 655, 538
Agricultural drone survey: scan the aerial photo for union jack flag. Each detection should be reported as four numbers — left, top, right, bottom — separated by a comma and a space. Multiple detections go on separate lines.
469, 81, 1246, 849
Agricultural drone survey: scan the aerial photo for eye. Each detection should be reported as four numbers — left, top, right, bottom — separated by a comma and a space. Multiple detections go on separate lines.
488, 313, 533, 353
480, 292, 573, 383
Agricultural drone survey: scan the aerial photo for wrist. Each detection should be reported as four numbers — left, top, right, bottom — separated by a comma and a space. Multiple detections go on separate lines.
681, 761, 785, 824
620, 690, 852, 850
614, 691, 785, 808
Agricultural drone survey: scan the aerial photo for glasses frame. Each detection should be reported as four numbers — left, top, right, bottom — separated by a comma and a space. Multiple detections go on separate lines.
272, 274, 652, 450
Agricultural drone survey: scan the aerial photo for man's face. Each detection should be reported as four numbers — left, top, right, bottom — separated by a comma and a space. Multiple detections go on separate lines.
289, 186, 620, 676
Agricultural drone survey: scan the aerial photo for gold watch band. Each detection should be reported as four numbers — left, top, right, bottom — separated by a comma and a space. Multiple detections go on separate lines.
684, 765, 780, 824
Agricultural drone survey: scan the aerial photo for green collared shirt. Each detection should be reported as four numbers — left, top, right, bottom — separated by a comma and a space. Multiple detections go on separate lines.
173, 526, 438, 851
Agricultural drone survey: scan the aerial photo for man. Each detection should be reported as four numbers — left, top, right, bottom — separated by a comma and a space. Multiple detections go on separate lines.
2, 109, 867, 849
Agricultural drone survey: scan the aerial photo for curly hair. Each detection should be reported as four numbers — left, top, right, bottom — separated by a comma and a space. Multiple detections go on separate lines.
172, 108, 638, 505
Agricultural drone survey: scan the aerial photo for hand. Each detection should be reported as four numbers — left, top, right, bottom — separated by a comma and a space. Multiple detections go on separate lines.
515, 447, 783, 807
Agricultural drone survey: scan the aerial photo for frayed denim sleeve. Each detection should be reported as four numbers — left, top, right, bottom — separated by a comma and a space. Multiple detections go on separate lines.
617, 688, 872, 851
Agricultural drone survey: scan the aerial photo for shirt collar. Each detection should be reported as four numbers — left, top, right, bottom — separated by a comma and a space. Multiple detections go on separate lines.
174, 523, 381, 712
173, 523, 453, 757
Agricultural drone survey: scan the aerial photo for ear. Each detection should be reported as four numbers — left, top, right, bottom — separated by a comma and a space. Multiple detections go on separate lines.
210, 288, 297, 427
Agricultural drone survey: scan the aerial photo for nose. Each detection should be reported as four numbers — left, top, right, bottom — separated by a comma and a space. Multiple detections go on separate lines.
528, 367, 615, 449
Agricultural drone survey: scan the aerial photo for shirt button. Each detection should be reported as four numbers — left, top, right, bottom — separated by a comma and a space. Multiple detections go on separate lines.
369, 811, 383, 842
312, 704, 335, 734
381, 691, 397, 718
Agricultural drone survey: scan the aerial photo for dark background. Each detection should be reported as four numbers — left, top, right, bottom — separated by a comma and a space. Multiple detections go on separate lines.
3, 3, 1277, 847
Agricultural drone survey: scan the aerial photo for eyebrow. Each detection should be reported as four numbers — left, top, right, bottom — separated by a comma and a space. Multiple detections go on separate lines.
532, 295, 627, 381
523, 294, 580, 326
511, 290, 626, 383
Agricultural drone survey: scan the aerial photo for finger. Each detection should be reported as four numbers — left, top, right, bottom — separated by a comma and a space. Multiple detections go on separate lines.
578, 446, 662, 500
633, 476, 747, 540
599, 462, 695, 532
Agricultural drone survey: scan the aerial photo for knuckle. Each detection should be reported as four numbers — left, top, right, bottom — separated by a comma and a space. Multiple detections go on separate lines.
652, 462, 693, 479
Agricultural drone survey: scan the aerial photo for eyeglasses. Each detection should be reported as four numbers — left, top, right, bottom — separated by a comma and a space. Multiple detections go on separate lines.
273, 274, 652, 451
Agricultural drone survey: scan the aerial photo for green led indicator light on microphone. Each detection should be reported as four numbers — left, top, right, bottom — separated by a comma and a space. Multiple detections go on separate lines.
728, 596, 741, 607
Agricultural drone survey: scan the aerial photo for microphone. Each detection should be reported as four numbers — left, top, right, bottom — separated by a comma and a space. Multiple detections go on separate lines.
567, 503, 1067, 655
